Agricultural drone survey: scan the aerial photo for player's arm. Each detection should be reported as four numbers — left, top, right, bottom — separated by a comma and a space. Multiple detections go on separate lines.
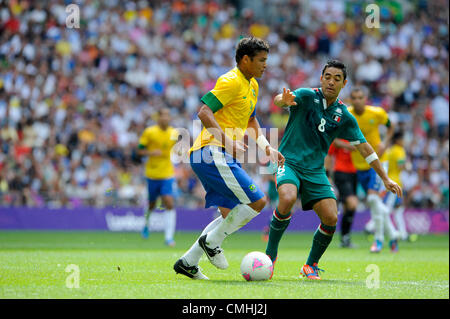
378, 117, 394, 157
396, 150, 407, 171
247, 115, 285, 167
197, 104, 247, 157
273, 88, 297, 108
355, 142, 403, 197
333, 138, 356, 151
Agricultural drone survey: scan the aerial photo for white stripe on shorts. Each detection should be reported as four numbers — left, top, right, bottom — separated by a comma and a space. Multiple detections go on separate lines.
210, 146, 251, 204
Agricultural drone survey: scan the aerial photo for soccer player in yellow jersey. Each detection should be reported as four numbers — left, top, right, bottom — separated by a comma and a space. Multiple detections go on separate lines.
138, 109, 179, 246
348, 87, 399, 253
385, 131, 409, 242
174, 37, 284, 280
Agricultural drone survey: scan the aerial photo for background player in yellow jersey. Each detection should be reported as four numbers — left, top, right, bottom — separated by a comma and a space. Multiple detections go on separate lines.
173, 37, 284, 280
138, 109, 179, 246
348, 87, 400, 253
385, 131, 409, 242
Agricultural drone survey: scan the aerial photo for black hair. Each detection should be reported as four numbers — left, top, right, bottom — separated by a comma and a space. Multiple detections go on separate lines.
393, 131, 404, 143
350, 86, 369, 97
322, 59, 347, 80
235, 36, 269, 64
158, 108, 170, 115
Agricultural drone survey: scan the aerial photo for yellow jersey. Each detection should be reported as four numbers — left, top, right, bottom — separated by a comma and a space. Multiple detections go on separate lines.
386, 144, 406, 187
190, 67, 258, 152
138, 125, 178, 180
348, 105, 390, 170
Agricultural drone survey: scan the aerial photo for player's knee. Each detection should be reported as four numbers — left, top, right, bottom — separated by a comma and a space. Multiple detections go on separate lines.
278, 189, 297, 207
250, 196, 267, 212
346, 196, 358, 211
148, 201, 157, 210
164, 200, 174, 210
322, 213, 338, 226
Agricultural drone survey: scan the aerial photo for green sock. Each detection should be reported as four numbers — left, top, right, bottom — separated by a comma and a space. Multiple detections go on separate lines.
306, 223, 336, 266
265, 209, 292, 263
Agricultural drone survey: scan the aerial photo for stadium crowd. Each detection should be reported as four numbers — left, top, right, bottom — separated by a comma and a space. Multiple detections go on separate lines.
0, 0, 448, 210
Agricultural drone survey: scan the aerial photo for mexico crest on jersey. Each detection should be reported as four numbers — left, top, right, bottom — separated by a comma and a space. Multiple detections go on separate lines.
333, 114, 341, 123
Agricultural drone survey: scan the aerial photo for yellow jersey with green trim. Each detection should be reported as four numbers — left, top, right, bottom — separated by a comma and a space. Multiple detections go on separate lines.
138, 125, 178, 179
190, 67, 258, 153
348, 105, 390, 170
386, 144, 406, 187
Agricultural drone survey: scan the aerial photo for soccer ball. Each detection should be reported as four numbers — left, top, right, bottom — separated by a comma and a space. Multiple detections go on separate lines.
240, 251, 273, 281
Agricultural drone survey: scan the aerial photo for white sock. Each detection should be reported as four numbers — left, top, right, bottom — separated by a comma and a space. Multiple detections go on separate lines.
365, 218, 375, 233
383, 211, 398, 240
164, 209, 176, 242
205, 204, 259, 247
181, 215, 223, 266
368, 194, 384, 242
394, 206, 408, 240
377, 192, 399, 240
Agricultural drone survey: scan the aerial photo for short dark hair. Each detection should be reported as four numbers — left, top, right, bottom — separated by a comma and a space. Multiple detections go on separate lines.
393, 131, 404, 143
158, 108, 170, 116
322, 59, 347, 80
350, 86, 369, 97
235, 36, 269, 64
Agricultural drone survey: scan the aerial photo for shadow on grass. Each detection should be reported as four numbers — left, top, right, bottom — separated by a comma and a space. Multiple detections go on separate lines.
205, 278, 365, 287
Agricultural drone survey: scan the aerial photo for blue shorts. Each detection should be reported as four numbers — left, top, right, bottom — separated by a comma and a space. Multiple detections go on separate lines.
384, 191, 402, 208
356, 168, 382, 193
147, 178, 175, 202
190, 145, 265, 210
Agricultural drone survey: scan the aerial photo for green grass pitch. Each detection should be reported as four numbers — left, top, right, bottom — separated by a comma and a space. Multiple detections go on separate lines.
0, 231, 448, 299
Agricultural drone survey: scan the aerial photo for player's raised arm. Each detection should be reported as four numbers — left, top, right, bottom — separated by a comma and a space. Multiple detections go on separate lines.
355, 142, 403, 197
273, 88, 297, 108
333, 138, 356, 151
247, 116, 285, 167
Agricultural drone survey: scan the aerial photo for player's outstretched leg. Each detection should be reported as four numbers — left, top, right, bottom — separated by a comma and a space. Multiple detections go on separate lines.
265, 208, 292, 265
174, 213, 224, 280
265, 183, 297, 268
173, 259, 209, 280
199, 199, 265, 269
301, 198, 337, 280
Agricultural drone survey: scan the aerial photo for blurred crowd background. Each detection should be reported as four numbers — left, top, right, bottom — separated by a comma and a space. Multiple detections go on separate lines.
0, 0, 448, 211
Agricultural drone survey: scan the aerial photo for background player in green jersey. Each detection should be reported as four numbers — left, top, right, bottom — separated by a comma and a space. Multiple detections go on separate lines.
265, 60, 403, 280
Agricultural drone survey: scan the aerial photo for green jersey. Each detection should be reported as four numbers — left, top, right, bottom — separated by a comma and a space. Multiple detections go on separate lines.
279, 88, 366, 185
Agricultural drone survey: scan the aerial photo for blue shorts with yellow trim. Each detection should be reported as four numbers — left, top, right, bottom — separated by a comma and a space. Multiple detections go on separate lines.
356, 168, 382, 193
190, 146, 265, 210
384, 191, 403, 208
147, 178, 175, 202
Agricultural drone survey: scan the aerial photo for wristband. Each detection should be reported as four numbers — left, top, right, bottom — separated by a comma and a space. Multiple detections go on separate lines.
256, 134, 271, 151
365, 152, 378, 164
